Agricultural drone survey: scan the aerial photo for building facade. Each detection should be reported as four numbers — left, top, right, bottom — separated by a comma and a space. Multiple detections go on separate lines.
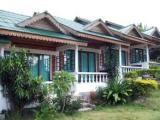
0, 10, 160, 111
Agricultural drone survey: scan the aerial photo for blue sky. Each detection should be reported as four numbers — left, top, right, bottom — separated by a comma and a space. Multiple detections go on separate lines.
0, 0, 160, 28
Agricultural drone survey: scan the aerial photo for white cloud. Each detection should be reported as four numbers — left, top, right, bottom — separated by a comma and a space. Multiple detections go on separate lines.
0, 0, 160, 28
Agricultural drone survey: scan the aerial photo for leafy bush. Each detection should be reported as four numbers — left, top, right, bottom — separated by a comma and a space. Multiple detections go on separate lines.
50, 71, 81, 114
96, 79, 132, 105
127, 79, 158, 99
155, 71, 160, 80
52, 71, 75, 97
150, 64, 160, 69
124, 69, 160, 79
53, 95, 81, 114
34, 102, 56, 120
134, 79, 158, 89
0, 48, 44, 111
124, 71, 138, 79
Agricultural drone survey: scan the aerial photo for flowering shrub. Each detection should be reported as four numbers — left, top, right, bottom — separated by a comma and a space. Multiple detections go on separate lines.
134, 79, 158, 89
128, 79, 158, 99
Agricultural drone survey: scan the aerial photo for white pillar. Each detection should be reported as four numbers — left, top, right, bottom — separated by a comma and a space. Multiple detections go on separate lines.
75, 45, 79, 80
0, 47, 4, 57
119, 45, 123, 79
146, 45, 150, 69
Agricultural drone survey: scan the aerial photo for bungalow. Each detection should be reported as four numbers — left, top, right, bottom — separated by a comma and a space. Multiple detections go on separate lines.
0, 10, 160, 111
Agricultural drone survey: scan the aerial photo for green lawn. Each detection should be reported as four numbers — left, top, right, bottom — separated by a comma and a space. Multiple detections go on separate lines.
10, 90, 160, 120
55, 90, 160, 120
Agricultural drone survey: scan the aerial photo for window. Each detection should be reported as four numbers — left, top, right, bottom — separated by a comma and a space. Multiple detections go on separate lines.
4, 51, 50, 81
79, 51, 96, 72
131, 48, 146, 63
64, 50, 75, 72
30, 54, 50, 81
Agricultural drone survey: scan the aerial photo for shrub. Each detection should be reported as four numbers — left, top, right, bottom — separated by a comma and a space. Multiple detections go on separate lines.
50, 71, 81, 114
124, 71, 138, 79
155, 71, 160, 80
0, 48, 44, 112
53, 95, 81, 114
127, 79, 158, 99
34, 102, 56, 120
96, 79, 132, 105
134, 79, 158, 89
52, 71, 75, 97
124, 69, 160, 79
150, 64, 160, 69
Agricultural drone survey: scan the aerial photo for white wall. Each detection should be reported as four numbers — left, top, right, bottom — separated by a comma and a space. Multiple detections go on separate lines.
0, 85, 8, 113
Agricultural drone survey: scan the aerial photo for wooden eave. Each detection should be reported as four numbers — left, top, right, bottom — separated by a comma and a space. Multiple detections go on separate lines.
84, 19, 113, 36
18, 12, 67, 34
127, 26, 143, 38
60, 24, 130, 46
110, 29, 154, 45
0, 28, 87, 47
76, 32, 129, 46
143, 34, 160, 43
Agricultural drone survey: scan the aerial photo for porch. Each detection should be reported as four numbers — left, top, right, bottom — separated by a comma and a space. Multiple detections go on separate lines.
54, 44, 150, 94
0, 43, 150, 94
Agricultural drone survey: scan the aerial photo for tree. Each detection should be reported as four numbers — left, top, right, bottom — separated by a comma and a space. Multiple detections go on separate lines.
0, 48, 44, 112
137, 22, 152, 32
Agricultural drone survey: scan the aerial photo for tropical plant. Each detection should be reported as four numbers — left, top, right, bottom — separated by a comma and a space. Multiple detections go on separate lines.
0, 48, 45, 112
51, 71, 81, 113
34, 102, 56, 120
137, 23, 151, 32
97, 78, 132, 105
53, 95, 81, 114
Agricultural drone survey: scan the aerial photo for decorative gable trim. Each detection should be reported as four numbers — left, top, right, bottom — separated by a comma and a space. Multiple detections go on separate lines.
83, 19, 113, 36
18, 12, 67, 34
124, 25, 143, 38
151, 28, 160, 38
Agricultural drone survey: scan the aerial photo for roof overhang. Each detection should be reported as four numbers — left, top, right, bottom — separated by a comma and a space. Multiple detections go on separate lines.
110, 28, 154, 45
0, 28, 87, 47
83, 19, 113, 36
76, 32, 129, 46
60, 23, 130, 46
18, 12, 67, 34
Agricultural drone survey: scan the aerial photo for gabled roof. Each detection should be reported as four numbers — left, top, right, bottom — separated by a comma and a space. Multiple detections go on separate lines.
0, 10, 156, 46
143, 27, 160, 38
0, 10, 87, 46
54, 17, 123, 42
83, 19, 113, 36
119, 24, 143, 38
18, 11, 66, 34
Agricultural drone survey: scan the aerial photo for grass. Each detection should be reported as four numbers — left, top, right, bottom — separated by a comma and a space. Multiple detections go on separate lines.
55, 90, 160, 120
7, 90, 160, 120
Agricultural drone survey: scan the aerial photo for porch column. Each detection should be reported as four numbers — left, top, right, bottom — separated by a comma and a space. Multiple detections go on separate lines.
0, 47, 4, 57
75, 45, 79, 80
119, 45, 123, 79
146, 45, 150, 69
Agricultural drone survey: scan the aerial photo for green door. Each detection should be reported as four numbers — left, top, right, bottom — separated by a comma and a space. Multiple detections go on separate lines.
79, 52, 88, 72
79, 51, 96, 72
89, 53, 95, 72
122, 51, 126, 66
